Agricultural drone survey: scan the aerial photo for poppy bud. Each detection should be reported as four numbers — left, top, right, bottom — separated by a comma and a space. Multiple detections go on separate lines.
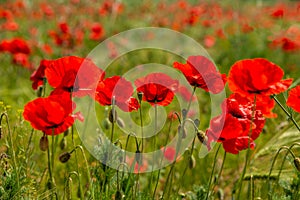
189, 155, 196, 169
197, 130, 207, 145
64, 129, 69, 137
137, 92, 143, 102
39, 135, 48, 151
182, 109, 187, 118
294, 157, 300, 172
60, 137, 67, 150
37, 85, 44, 97
178, 125, 187, 138
135, 150, 142, 166
102, 118, 110, 130
117, 117, 125, 128
109, 108, 117, 123
115, 190, 123, 200
194, 119, 200, 127
59, 152, 71, 163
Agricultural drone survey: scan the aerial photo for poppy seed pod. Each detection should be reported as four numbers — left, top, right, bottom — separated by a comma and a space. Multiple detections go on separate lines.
294, 157, 300, 172
109, 108, 117, 123
197, 130, 207, 145
39, 135, 49, 151
59, 152, 71, 163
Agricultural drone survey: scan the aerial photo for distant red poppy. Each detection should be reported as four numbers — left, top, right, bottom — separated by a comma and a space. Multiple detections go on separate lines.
95, 76, 139, 112
0, 38, 30, 54
12, 53, 31, 69
206, 93, 265, 154
135, 73, 178, 106
162, 147, 176, 162
23, 92, 78, 135
89, 23, 104, 40
173, 56, 226, 94
228, 58, 293, 98
287, 86, 300, 113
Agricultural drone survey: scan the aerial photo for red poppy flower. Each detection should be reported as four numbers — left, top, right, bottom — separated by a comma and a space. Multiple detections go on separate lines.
206, 93, 265, 154
173, 56, 226, 94
23, 92, 78, 135
0, 38, 30, 54
95, 76, 139, 112
287, 86, 300, 113
44, 56, 104, 96
228, 58, 293, 98
89, 23, 104, 40
30, 59, 49, 90
162, 147, 176, 162
12, 53, 31, 69
135, 73, 178, 106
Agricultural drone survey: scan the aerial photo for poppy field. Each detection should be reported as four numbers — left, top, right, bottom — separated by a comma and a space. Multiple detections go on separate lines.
1, 0, 300, 199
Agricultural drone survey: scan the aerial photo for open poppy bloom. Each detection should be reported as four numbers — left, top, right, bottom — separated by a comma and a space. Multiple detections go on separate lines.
206, 93, 265, 154
135, 73, 179, 106
95, 76, 140, 112
42, 56, 104, 96
173, 55, 226, 94
23, 92, 82, 135
228, 58, 293, 98
287, 86, 300, 113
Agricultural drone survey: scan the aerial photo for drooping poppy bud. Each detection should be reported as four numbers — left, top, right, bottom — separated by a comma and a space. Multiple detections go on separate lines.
59, 152, 71, 163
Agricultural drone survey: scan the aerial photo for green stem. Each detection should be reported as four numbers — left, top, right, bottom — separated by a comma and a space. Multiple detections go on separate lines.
212, 152, 227, 196
71, 125, 84, 199
139, 99, 144, 153
236, 95, 257, 199
0, 113, 19, 188
153, 115, 176, 198
272, 95, 300, 132
162, 86, 197, 199
149, 103, 158, 193
267, 146, 295, 199
205, 144, 221, 200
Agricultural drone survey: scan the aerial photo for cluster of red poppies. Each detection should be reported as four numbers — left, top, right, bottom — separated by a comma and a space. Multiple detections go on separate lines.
23, 55, 300, 154
0, 38, 31, 69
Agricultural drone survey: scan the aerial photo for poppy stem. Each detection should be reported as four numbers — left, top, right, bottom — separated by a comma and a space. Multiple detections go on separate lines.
71, 125, 84, 199
162, 87, 196, 199
138, 98, 144, 153
237, 95, 257, 199
153, 115, 175, 199
211, 151, 227, 196
205, 144, 221, 200
272, 95, 300, 132
149, 103, 158, 193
